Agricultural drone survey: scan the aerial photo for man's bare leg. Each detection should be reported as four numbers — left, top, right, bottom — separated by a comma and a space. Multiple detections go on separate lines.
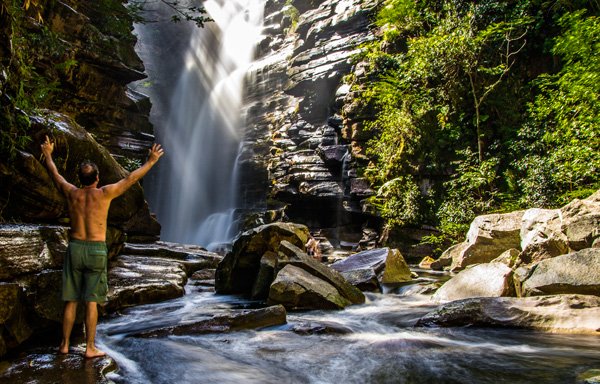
59, 301, 78, 354
84, 301, 106, 358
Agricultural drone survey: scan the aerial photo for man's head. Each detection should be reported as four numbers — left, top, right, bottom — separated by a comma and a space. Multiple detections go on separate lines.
78, 161, 99, 186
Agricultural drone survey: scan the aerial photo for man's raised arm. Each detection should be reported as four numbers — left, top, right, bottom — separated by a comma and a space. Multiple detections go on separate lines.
41, 135, 77, 195
102, 143, 164, 200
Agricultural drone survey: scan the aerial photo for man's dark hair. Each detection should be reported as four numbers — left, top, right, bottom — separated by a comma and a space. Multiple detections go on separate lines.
78, 161, 99, 186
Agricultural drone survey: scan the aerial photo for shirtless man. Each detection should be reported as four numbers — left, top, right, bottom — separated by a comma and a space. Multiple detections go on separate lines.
41, 135, 164, 358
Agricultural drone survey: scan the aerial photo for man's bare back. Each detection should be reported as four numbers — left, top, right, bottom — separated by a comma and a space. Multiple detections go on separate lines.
67, 187, 111, 242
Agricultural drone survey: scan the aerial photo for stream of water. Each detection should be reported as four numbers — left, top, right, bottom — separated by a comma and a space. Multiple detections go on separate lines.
137, 0, 265, 250
97, 275, 600, 384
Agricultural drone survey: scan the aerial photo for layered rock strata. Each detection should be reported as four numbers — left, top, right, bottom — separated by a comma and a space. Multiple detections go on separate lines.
239, 0, 380, 243
0, 225, 221, 357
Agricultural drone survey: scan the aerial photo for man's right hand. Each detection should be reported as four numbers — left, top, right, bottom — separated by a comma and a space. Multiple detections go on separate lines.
41, 135, 54, 159
148, 143, 165, 164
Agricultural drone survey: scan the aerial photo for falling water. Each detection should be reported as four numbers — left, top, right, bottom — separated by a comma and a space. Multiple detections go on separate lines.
140, 1, 265, 249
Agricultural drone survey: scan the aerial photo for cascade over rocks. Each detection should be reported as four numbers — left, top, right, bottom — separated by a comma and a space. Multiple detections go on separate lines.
105, 242, 222, 312
417, 294, 600, 334
133, 305, 287, 337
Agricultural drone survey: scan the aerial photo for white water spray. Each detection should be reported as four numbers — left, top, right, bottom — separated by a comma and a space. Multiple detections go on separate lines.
145, 1, 265, 249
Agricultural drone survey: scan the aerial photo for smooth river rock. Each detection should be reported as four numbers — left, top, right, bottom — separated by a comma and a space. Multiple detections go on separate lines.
277, 240, 365, 306
417, 294, 600, 334
560, 189, 600, 250
519, 208, 569, 263
0, 349, 116, 384
432, 262, 514, 303
521, 248, 600, 297
268, 264, 353, 310
449, 211, 524, 271
330, 247, 412, 292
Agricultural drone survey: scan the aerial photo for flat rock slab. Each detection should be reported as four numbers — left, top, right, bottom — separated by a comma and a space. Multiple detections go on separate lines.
133, 305, 287, 337
289, 320, 353, 335
105, 255, 189, 312
417, 294, 600, 334
0, 347, 116, 383
122, 242, 222, 273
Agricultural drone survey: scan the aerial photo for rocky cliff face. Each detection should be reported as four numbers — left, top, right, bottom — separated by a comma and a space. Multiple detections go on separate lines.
240, 0, 381, 247
0, 0, 158, 235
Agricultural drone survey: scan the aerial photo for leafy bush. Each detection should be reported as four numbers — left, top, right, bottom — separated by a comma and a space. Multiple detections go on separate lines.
347, 0, 599, 242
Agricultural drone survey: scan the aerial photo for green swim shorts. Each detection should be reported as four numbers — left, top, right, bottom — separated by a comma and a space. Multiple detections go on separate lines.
62, 240, 108, 303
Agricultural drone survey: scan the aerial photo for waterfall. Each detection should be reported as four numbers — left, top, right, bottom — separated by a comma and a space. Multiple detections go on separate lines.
137, 1, 265, 249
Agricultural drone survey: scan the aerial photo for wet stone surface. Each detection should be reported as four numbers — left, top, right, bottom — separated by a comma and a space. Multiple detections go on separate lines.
0, 346, 117, 384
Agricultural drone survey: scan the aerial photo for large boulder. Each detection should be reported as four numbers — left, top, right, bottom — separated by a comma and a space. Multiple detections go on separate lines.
521, 248, 600, 297
215, 222, 310, 295
560, 190, 600, 251
0, 112, 160, 237
0, 283, 31, 352
417, 294, 600, 334
0, 224, 125, 280
276, 240, 365, 306
432, 263, 514, 302
449, 211, 523, 271
519, 208, 569, 264
104, 244, 222, 312
0, 225, 66, 280
330, 247, 412, 292
268, 265, 353, 310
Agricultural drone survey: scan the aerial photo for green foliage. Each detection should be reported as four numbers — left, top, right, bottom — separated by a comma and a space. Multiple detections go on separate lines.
128, 1, 212, 28
283, 1, 300, 34
438, 149, 500, 234
517, 10, 600, 206
367, 175, 423, 228
349, 0, 599, 242
116, 156, 142, 172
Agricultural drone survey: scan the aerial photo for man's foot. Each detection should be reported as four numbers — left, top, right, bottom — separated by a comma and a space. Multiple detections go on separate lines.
58, 341, 69, 355
84, 346, 107, 359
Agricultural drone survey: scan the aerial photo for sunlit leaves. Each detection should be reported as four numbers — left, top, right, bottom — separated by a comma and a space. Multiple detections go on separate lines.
521, 10, 600, 204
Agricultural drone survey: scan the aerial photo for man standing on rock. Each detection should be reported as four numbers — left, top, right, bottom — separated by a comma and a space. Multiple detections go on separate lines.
41, 135, 164, 358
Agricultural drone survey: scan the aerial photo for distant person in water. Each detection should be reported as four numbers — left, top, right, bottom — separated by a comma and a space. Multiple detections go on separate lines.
306, 236, 321, 260
41, 135, 164, 358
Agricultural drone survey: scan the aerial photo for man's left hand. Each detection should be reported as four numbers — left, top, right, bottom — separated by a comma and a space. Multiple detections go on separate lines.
41, 135, 54, 158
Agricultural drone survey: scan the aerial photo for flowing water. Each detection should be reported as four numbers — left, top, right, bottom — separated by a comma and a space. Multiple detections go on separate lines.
124, 4, 600, 382
137, 0, 265, 249
97, 276, 600, 384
